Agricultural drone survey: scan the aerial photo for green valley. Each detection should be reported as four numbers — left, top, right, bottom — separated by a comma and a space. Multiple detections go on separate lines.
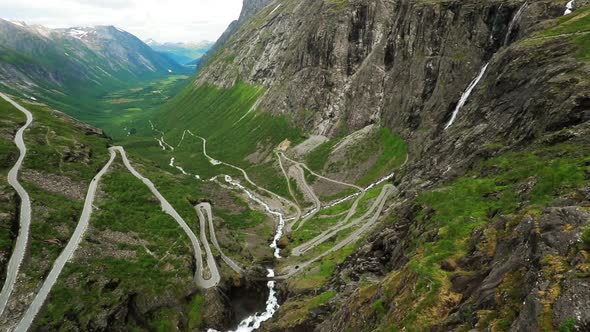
1, 0, 590, 331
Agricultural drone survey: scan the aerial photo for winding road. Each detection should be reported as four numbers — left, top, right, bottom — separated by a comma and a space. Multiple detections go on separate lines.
0, 92, 33, 319
279, 152, 363, 191
291, 184, 395, 256
11, 144, 220, 331
14, 149, 117, 332
196, 203, 243, 274
0, 98, 402, 331
277, 152, 301, 209
279, 152, 366, 232
185, 131, 301, 220
279, 184, 396, 279
289, 165, 321, 231
114, 147, 220, 288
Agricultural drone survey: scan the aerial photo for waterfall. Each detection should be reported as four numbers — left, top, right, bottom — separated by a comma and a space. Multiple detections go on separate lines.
207, 176, 283, 332
504, 1, 528, 46
444, 62, 490, 130
446, 1, 529, 130
564, 0, 575, 15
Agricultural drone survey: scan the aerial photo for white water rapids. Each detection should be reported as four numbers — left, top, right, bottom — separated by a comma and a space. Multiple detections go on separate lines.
206, 175, 283, 332
564, 0, 575, 15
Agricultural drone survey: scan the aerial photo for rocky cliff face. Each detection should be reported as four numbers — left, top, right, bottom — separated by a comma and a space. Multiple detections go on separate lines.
198, 0, 557, 134
191, 0, 590, 330
198, 0, 273, 69
196, 0, 588, 179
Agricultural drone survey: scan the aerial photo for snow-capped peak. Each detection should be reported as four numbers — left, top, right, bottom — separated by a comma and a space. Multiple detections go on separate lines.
67, 28, 91, 40
8, 20, 26, 27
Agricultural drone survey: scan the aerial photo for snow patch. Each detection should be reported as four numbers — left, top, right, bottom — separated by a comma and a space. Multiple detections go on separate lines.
68, 29, 89, 40
8, 20, 25, 27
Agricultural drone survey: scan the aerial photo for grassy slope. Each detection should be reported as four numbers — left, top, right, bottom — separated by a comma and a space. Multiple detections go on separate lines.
0, 98, 112, 292
36, 161, 199, 330
155, 82, 301, 165
0, 97, 210, 330
305, 127, 408, 187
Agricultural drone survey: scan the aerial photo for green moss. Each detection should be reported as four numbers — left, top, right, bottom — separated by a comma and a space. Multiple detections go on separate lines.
536, 6, 590, 61
382, 141, 590, 330
372, 299, 387, 321
582, 224, 590, 246
187, 295, 205, 330
558, 317, 578, 332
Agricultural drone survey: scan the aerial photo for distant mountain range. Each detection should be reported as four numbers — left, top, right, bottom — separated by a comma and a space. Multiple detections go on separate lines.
144, 39, 213, 66
0, 19, 186, 100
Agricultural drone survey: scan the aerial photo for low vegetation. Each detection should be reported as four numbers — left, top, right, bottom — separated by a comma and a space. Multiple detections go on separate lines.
37, 162, 196, 330
373, 140, 590, 330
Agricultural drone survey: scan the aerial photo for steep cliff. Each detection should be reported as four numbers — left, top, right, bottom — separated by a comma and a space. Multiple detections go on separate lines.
156, 0, 590, 330
197, 0, 274, 70
181, 0, 589, 177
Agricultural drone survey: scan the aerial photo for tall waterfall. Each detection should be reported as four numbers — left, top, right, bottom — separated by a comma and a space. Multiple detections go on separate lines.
504, 1, 528, 46
564, 0, 576, 15
444, 63, 490, 129
445, 2, 529, 130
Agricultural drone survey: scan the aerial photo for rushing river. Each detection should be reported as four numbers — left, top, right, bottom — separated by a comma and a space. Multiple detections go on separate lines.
207, 176, 284, 332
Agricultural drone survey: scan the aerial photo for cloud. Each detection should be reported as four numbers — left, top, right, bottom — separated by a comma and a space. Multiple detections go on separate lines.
0, 0, 243, 42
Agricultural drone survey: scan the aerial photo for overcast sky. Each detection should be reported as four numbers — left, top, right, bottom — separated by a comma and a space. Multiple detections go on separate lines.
0, 0, 243, 43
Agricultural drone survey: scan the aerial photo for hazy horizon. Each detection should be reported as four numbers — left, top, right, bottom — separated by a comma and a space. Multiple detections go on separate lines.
0, 0, 243, 43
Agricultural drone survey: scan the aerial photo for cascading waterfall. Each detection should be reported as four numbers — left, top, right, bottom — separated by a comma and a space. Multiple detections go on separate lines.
564, 0, 576, 15
207, 176, 283, 332
444, 62, 490, 130
445, 2, 528, 130
504, 1, 528, 46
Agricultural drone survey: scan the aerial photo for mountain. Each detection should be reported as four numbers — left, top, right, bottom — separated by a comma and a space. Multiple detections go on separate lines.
144, 39, 213, 65
1, 0, 590, 331
0, 19, 185, 101
151, 0, 590, 330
